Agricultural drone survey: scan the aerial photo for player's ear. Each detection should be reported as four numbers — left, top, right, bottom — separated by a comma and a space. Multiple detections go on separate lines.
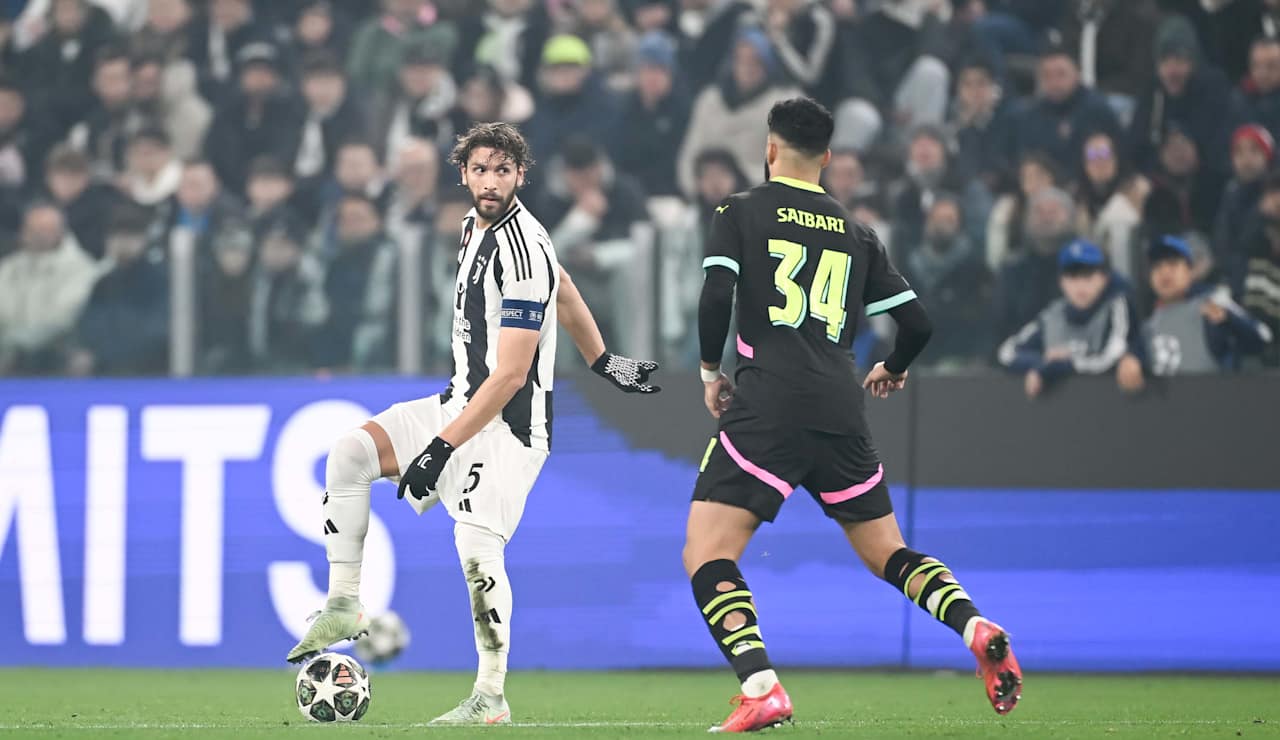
820, 149, 832, 170
515, 165, 525, 189
459, 166, 468, 187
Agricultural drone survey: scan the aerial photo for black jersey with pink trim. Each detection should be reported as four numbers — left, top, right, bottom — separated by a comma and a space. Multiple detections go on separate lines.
703, 177, 916, 434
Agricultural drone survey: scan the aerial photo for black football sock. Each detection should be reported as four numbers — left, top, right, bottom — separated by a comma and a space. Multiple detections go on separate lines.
884, 547, 982, 637
691, 559, 773, 682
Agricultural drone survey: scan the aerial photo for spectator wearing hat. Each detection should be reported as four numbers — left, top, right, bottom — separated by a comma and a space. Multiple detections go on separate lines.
190, 0, 269, 108
67, 201, 169, 377
994, 185, 1080, 338
676, 29, 801, 197
347, 0, 458, 95
1129, 14, 1237, 177
0, 202, 97, 374
454, 0, 552, 92
614, 31, 689, 198
1216, 124, 1275, 293
951, 55, 1016, 194
248, 215, 328, 373
1144, 234, 1271, 376
43, 144, 121, 261
1243, 170, 1280, 366
526, 33, 621, 169
764, 0, 841, 106
1238, 36, 1280, 144
1010, 43, 1122, 175
889, 124, 992, 263
998, 238, 1143, 398
204, 41, 307, 195
371, 43, 456, 170
296, 50, 370, 183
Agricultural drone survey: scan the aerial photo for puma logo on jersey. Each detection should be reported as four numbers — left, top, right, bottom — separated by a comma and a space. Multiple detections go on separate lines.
777, 207, 846, 233
716, 204, 729, 214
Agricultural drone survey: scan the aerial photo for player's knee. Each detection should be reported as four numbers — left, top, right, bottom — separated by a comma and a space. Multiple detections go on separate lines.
455, 522, 505, 566
326, 429, 380, 489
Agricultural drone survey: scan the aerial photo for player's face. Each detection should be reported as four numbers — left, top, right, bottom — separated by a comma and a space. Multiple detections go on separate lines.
1060, 270, 1107, 310
461, 147, 524, 223
1150, 257, 1192, 302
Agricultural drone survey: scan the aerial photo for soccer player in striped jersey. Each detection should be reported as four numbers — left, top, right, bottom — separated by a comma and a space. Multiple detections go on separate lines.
684, 98, 1021, 732
286, 122, 661, 725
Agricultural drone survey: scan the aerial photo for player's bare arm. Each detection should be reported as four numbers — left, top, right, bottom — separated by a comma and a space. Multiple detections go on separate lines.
558, 265, 662, 393
396, 327, 539, 501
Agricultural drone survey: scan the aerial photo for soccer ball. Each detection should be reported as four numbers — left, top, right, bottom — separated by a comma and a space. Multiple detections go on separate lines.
354, 610, 411, 665
295, 652, 371, 722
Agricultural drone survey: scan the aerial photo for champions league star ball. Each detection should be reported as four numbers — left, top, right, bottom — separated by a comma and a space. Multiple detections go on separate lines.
355, 610, 411, 666
295, 653, 371, 722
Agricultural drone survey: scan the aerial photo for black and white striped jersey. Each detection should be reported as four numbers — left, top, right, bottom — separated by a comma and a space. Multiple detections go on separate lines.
442, 197, 560, 450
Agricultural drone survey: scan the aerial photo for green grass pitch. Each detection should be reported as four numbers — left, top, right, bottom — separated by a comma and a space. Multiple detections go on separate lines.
1, 668, 1276, 738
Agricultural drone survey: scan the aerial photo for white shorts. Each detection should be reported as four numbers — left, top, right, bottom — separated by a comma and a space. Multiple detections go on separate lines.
371, 394, 548, 541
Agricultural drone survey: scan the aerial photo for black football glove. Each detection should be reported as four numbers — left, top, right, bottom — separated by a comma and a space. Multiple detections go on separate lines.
396, 437, 455, 500
591, 352, 661, 393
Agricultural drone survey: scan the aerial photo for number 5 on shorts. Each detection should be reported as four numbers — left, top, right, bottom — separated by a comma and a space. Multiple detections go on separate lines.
459, 462, 483, 512
767, 239, 851, 342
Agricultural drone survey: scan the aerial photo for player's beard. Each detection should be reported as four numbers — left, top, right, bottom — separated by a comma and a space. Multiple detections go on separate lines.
474, 189, 516, 222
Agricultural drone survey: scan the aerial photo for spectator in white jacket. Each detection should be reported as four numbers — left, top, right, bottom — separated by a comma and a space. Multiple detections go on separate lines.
0, 202, 98, 374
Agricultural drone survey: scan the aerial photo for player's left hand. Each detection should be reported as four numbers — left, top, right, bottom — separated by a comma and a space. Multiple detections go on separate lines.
592, 352, 661, 393
396, 437, 455, 500
704, 372, 734, 418
863, 362, 907, 399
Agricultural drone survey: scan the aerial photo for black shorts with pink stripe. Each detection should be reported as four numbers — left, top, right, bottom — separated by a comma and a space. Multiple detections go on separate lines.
691, 404, 894, 523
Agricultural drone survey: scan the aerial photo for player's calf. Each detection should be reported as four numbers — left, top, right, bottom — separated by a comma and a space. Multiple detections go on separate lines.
690, 559, 778, 697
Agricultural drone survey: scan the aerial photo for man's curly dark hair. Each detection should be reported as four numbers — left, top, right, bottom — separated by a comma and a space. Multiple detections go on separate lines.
449, 122, 535, 173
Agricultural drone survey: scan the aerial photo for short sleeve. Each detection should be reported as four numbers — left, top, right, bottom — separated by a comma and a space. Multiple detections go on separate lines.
701, 198, 744, 275
861, 226, 917, 316
496, 221, 555, 330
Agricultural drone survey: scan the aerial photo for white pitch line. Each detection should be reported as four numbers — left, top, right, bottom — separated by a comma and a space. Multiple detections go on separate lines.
0, 719, 1250, 730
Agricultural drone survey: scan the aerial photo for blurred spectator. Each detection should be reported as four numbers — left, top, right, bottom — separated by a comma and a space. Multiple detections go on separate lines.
1144, 234, 1271, 375
998, 239, 1143, 398
678, 29, 801, 196
423, 185, 472, 368
526, 34, 621, 170
67, 202, 168, 376
448, 64, 534, 140
198, 224, 255, 374
970, 0, 1068, 66
822, 148, 868, 211
764, 0, 840, 106
385, 137, 439, 268
995, 185, 1079, 338
68, 47, 135, 178
169, 160, 247, 266
571, 0, 638, 91
20, 0, 116, 130
371, 44, 456, 169
455, 0, 552, 92
132, 0, 196, 62
615, 31, 689, 198
1243, 170, 1280, 366
0, 202, 97, 374
131, 52, 212, 162
540, 136, 647, 349
295, 50, 369, 182
191, 0, 267, 107
951, 55, 1015, 193
1011, 43, 1122, 174
986, 152, 1058, 269
313, 142, 391, 254
120, 126, 183, 207
1240, 35, 1280, 143
625, 0, 675, 34
888, 124, 992, 262
903, 193, 993, 368
44, 144, 119, 260
1130, 15, 1236, 176
245, 155, 301, 236
1216, 124, 1273, 294
1142, 123, 1225, 242
0, 78, 54, 245
287, 0, 353, 61
1058, 0, 1160, 107
248, 216, 328, 372
1074, 131, 1147, 279
317, 193, 396, 371
676, 0, 754, 94
836, 2, 951, 151
347, 0, 458, 95
204, 42, 306, 195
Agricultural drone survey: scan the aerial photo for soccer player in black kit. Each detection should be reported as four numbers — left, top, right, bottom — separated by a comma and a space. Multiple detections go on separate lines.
684, 98, 1022, 733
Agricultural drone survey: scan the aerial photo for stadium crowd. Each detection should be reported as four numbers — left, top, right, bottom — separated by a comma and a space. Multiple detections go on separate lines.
0, 0, 1277, 393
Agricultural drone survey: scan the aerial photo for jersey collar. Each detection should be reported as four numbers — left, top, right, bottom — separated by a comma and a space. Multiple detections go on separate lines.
769, 176, 826, 194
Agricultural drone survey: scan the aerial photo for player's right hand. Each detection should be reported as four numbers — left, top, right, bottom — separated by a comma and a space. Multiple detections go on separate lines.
704, 373, 734, 418
396, 437, 455, 500
862, 362, 907, 399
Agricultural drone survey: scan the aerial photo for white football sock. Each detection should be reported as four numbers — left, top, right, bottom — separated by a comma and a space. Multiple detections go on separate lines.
455, 523, 511, 697
963, 616, 987, 649
323, 428, 382, 601
741, 669, 779, 698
